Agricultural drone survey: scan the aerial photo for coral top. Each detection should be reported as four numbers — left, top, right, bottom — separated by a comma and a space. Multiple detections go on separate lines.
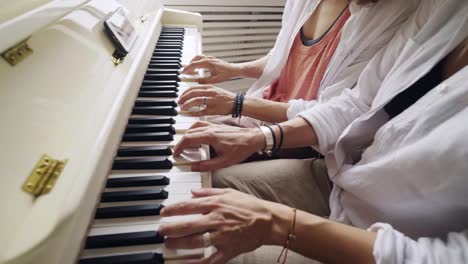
263, 7, 351, 102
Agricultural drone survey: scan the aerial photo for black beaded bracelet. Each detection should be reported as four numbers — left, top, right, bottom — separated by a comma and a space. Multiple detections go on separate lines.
232, 92, 246, 118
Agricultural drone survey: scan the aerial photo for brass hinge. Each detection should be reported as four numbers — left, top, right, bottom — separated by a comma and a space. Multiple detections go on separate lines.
111, 50, 125, 66
1, 40, 33, 66
23, 154, 67, 197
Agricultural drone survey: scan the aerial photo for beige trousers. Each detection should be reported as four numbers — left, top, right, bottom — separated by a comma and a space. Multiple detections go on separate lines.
213, 158, 332, 264
213, 158, 331, 216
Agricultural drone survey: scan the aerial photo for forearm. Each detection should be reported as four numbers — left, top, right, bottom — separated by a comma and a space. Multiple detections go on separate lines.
242, 97, 289, 123
269, 204, 377, 264
236, 55, 270, 79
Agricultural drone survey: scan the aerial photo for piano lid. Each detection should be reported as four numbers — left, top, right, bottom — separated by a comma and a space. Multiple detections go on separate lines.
0, 0, 166, 263
0, 0, 92, 53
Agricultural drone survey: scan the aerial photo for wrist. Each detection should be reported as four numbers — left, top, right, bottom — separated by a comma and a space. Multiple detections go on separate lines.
231, 63, 247, 78
265, 202, 293, 246
249, 127, 266, 152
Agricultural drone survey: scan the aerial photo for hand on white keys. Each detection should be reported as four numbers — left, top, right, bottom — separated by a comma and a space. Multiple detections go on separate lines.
173, 121, 264, 171
177, 85, 236, 117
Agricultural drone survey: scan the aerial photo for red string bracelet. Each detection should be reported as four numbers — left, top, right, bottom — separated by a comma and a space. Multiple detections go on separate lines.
277, 208, 297, 264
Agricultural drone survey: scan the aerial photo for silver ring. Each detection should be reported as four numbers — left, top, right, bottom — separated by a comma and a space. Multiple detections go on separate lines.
202, 232, 212, 247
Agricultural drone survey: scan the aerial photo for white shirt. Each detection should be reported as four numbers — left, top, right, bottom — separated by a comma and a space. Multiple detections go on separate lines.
295, 0, 468, 262
246, 0, 419, 112
370, 224, 468, 264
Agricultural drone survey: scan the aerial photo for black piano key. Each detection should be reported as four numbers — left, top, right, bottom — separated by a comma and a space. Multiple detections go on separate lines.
132, 106, 177, 116
126, 124, 176, 134
138, 91, 178, 98
140, 86, 179, 92
85, 231, 165, 249
156, 42, 183, 47
158, 36, 183, 41
162, 27, 185, 31
134, 100, 177, 107
80, 252, 164, 264
128, 117, 175, 125
144, 73, 180, 81
155, 45, 182, 50
117, 146, 173, 157
157, 39, 183, 43
122, 132, 173, 142
106, 175, 170, 188
113, 157, 173, 170
162, 30, 184, 34
146, 68, 179, 74
150, 59, 182, 65
153, 51, 182, 57
95, 204, 164, 219
148, 62, 181, 69
151, 56, 182, 62
142, 80, 179, 87
101, 189, 169, 202
161, 31, 184, 35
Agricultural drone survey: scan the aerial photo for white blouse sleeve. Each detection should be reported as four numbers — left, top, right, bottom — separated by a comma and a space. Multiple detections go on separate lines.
294, 3, 429, 153
370, 223, 468, 264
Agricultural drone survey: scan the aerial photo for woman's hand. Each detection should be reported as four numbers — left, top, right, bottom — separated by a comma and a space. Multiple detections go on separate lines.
159, 188, 291, 264
181, 55, 242, 84
178, 85, 236, 117
174, 121, 265, 171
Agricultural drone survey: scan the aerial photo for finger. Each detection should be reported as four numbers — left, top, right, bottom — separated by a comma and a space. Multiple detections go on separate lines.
185, 251, 228, 264
191, 188, 230, 198
159, 217, 214, 237
190, 55, 206, 63
180, 97, 205, 111
188, 121, 213, 130
185, 126, 210, 135
179, 89, 215, 105
180, 56, 207, 74
160, 198, 218, 218
181, 60, 214, 75
179, 85, 212, 103
184, 109, 208, 117
197, 76, 220, 85
173, 133, 212, 156
165, 233, 204, 249
197, 155, 233, 172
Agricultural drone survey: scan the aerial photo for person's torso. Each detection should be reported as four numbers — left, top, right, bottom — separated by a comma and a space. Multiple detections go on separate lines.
263, 7, 350, 102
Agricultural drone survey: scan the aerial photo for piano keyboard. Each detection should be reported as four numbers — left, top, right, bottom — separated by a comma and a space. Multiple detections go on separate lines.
79, 27, 207, 264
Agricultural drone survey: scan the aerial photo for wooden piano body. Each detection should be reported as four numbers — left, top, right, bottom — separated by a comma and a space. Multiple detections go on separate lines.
0, 0, 209, 263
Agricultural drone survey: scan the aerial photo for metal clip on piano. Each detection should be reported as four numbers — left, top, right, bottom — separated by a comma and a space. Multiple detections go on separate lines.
0, 0, 211, 263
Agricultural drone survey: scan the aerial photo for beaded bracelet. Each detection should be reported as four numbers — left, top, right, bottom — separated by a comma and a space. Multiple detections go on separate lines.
232, 92, 245, 118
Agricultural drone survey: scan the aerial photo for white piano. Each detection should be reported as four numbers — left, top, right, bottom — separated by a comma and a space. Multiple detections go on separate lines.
0, 0, 211, 263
